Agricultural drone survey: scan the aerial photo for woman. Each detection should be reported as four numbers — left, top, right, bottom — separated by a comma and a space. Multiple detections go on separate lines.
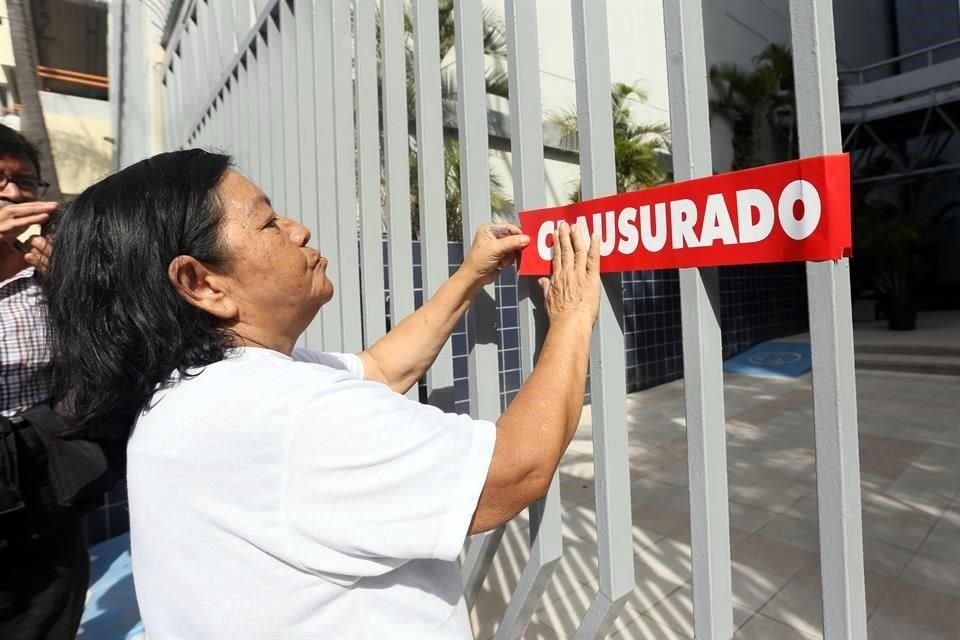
45, 150, 600, 638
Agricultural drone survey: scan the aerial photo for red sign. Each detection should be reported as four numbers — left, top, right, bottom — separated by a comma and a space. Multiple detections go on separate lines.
518, 154, 851, 275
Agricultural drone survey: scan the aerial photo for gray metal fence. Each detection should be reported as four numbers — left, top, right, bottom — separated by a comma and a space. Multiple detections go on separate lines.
156, 1, 865, 637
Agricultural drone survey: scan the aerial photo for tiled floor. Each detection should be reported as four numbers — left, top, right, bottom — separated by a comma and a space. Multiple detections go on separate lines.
470, 368, 960, 639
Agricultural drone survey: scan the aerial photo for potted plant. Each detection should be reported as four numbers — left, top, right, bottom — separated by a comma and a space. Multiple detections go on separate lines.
853, 201, 931, 330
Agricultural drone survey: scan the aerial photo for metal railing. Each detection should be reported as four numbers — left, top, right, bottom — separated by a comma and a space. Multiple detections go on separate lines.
36, 65, 109, 91
839, 36, 960, 85
154, 1, 865, 637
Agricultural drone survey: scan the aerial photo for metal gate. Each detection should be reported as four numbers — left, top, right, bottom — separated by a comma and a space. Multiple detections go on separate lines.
154, 0, 865, 637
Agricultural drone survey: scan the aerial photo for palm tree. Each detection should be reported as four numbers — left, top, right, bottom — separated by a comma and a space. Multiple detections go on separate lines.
400, 0, 512, 241
434, 0, 509, 99
550, 83, 671, 202
709, 44, 795, 170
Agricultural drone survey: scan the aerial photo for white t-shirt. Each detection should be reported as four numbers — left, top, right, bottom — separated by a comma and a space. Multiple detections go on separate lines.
127, 347, 496, 639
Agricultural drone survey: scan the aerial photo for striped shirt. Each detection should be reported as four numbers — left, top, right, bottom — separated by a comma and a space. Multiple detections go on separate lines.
0, 267, 51, 416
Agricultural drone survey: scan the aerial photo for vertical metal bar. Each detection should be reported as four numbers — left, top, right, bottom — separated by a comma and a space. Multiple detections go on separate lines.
257, 30, 273, 194
380, 0, 416, 387
295, 0, 323, 350
237, 56, 251, 175
176, 37, 191, 145
209, 100, 219, 149
491, 2, 563, 638
236, 0, 254, 44
186, 25, 204, 135
247, 44, 262, 186
196, 0, 217, 90
163, 70, 174, 151
412, 0, 455, 408
267, 12, 285, 212
230, 73, 243, 167
173, 52, 186, 147
570, 1, 634, 637
453, 0, 500, 423
314, 0, 343, 351
280, 0, 300, 223
210, 101, 219, 149
446, 0, 504, 600
789, 2, 867, 638
330, 0, 363, 353
218, 0, 237, 68
177, 30, 191, 143
663, 3, 734, 638
354, 0, 387, 347
219, 89, 230, 152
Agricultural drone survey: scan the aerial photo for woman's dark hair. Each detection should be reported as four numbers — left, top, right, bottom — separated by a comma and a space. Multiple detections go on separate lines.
45, 149, 233, 435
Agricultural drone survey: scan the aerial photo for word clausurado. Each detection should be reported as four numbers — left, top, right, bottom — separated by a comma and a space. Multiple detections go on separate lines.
517, 154, 851, 275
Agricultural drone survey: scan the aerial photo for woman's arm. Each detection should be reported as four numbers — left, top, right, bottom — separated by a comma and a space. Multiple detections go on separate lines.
469, 222, 600, 534
358, 224, 529, 394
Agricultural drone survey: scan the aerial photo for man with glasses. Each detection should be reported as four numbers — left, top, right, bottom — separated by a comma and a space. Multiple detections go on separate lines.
0, 123, 88, 640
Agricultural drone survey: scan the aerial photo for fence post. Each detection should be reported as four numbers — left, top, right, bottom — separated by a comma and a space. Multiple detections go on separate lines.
453, 0, 510, 605
380, 0, 416, 391
663, 2, 735, 638
329, 0, 363, 352
789, 2, 868, 638
570, 1, 634, 637
490, 2, 563, 637
354, 0, 387, 347
411, 0, 455, 408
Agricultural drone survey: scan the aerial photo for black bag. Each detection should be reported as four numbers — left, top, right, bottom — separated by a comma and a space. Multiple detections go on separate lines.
0, 404, 114, 541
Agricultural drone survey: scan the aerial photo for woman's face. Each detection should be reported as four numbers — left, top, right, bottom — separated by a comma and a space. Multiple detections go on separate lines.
214, 170, 333, 341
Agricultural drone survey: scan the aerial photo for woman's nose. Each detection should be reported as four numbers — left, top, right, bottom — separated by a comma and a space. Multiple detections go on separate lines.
287, 220, 311, 246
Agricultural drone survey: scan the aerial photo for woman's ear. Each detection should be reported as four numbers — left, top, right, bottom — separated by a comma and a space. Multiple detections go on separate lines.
167, 255, 238, 321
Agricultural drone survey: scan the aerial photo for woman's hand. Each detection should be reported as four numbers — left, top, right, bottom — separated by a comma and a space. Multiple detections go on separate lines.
538, 221, 601, 327
459, 223, 530, 286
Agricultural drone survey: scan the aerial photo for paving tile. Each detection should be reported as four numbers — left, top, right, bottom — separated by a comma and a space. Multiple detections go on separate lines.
609, 612, 693, 640
632, 502, 690, 537
531, 576, 683, 639
642, 582, 754, 638
861, 536, 916, 577
917, 520, 960, 564
728, 502, 780, 535
862, 508, 938, 551
734, 614, 820, 640
634, 536, 692, 588
758, 562, 894, 637
729, 562, 798, 611
872, 578, 960, 638
757, 513, 821, 553
667, 525, 753, 550
558, 475, 596, 507
630, 477, 688, 510
732, 475, 811, 514
866, 612, 952, 640
900, 553, 960, 599
732, 534, 818, 579
470, 537, 605, 639
646, 459, 690, 488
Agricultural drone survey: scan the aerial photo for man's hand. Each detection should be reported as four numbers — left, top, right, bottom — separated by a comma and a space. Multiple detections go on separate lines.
459, 223, 530, 286
23, 235, 52, 276
0, 201, 56, 243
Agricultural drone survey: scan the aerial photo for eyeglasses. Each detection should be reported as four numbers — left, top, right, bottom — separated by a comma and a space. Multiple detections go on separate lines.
0, 173, 50, 198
